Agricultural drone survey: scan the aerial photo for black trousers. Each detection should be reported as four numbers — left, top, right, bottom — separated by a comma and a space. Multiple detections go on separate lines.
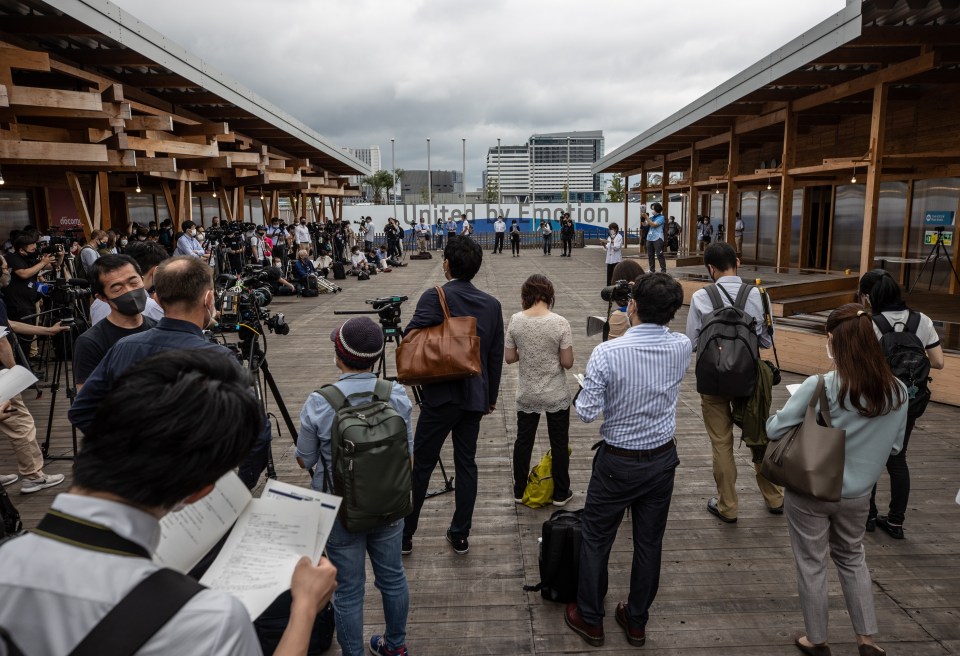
511, 237, 520, 255
513, 408, 570, 499
606, 263, 617, 286
562, 237, 573, 256
869, 414, 916, 525
577, 444, 678, 627
493, 232, 505, 253
404, 403, 483, 539
647, 238, 666, 273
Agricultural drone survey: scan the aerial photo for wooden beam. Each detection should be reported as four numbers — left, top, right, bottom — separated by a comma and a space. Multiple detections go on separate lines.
162, 181, 178, 225
688, 146, 699, 255
793, 52, 937, 113
735, 108, 787, 135
860, 84, 889, 276
125, 115, 175, 131
113, 73, 201, 89
97, 171, 111, 231
0, 140, 108, 162
66, 172, 93, 239
175, 122, 230, 137
126, 135, 218, 158
695, 132, 732, 150
776, 107, 797, 271
0, 48, 49, 87
725, 132, 740, 252
236, 187, 245, 222
7, 85, 104, 111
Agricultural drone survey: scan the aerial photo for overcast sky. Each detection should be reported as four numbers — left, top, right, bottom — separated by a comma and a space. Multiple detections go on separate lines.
112, 0, 842, 190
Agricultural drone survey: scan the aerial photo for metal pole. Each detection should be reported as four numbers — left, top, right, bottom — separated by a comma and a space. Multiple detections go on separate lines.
391, 138, 396, 221
427, 138, 432, 224
462, 138, 466, 216
497, 138, 502, 213
530, 137, 536, 230
567, 136, 571, 209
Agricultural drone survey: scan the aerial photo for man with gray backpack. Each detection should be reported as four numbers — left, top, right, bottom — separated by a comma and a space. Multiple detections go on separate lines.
686, 243, 784, 523
295, 317, 414, 656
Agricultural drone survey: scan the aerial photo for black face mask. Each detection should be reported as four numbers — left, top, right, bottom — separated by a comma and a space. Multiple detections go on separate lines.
109, 287, 148, 316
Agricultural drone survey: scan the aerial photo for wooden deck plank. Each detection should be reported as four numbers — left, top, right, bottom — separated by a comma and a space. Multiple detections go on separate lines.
2, 245, 958, 655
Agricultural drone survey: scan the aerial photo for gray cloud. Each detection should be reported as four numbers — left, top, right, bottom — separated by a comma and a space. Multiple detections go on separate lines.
112, 0, 842, 188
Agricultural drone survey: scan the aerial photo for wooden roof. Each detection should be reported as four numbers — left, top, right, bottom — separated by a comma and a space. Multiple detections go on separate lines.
595, 0, 960, 175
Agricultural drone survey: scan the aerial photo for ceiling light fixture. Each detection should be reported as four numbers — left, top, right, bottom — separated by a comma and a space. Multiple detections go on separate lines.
767, 176, 772, 191
0, 165, 5, 185
850, 166, 857, 184
260, 186, 264, 200
135, 174, 141, 194
211, 179, 217, 199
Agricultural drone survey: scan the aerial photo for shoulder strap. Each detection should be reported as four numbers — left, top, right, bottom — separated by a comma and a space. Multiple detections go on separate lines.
316, 384, 349, 412
69, 569, 205, 656
733, 283, 754, 311
872, 314, 894, 335
372, 379, 393, 402
704, 284, 724, 311
905, 310, 922, 335
0, 627, 25, 656
435, 286, 452, 319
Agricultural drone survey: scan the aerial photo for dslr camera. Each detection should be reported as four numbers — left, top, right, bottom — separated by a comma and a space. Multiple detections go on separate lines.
600, 279, 632, 307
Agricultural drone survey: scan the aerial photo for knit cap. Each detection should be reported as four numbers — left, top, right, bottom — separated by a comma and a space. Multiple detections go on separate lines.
330, 317, 384, 369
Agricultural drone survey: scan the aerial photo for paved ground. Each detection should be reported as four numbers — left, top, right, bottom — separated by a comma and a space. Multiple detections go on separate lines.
5, 243, 959, 655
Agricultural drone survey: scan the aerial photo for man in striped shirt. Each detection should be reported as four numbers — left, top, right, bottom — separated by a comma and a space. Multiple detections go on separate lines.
565, 273, 691, 649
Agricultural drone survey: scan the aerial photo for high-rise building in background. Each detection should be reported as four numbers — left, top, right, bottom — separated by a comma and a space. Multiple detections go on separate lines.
485, 131, 604, 203
343, 146, 383, 202
399, 170, 463, 203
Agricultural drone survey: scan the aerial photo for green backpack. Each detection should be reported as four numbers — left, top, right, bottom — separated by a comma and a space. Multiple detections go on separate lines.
317, 380, 412, 533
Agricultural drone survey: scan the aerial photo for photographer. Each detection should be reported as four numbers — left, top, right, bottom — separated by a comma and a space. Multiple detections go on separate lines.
384, 217, 403, 259
2, 350, 338, 655
666, 216, 681, 254
645, 202, 667, 273
74, 255, 156, 388
224, 225, 245, 274
349, 246, 370, 276
78, 229, 107, 279
560, 213, 575, 257
604, 260, 645, 340
249, 226, 269, 266
539, 220, 552, 255
175, 221, 206, 259
4, 231, 60, 352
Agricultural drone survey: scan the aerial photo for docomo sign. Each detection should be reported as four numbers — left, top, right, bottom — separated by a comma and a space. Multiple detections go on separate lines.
342, 203, 627, 232
51, 216, 83, 229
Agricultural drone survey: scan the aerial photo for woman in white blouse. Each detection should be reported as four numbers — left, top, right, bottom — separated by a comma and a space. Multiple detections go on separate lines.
505, 274, 575, 506
601, 223, 623, 285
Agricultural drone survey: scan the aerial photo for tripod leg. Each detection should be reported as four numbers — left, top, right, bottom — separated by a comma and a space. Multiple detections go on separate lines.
261, 360, 299, 444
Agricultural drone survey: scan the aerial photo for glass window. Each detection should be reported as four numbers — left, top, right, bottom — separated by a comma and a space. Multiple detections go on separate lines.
790, 188, 803, 268
873, 182, 909, 277
740, 191, 758, 263
709, 192, 725, 224
246, 199, 264, 224
0, 190, 33, 237
127, 194, 156, 227
200, 197, 219, 225
829, 184, 866, 272
757, 189, 778, 265
908, 177, 959, 291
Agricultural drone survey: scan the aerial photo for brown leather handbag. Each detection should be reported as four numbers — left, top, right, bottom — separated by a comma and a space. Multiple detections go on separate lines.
395, 286, 482, 385
761, 375, 846, 502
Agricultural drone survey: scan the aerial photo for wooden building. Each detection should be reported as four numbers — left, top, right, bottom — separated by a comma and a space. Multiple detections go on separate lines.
596, 0, 960, 297
0, 0, 368, 239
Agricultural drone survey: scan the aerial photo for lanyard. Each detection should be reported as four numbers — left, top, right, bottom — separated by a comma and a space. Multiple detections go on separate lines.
33, 510, 151, 559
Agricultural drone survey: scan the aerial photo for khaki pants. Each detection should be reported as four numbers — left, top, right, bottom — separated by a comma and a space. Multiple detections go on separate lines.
701, 394, 783, 518
735, 234, 743, 255
0, 394, 44, 477
417, 235, 428, 253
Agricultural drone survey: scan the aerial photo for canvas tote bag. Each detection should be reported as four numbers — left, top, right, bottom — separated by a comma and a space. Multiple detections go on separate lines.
395, 286, 481, 385
761, 375, 845, 502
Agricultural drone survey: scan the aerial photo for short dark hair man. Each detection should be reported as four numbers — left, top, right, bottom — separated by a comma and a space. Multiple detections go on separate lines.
0, 350, 337, 654
401, 236, 504, 556
69, 256, 272, 488
74, 254, 157, 388
175, 221, 205, 259
565, 273, 690, 649
685, 242, 782, 522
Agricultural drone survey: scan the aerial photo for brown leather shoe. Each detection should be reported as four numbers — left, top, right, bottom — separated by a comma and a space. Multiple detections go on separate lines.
858, 644, 885, 656
793, 633, 831, 655
564, 603, 604, 647
615, 601, 645, 646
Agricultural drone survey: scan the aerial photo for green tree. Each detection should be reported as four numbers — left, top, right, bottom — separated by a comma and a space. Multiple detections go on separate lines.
607, 174, 625, 202
485, 177, 500, 203
362, 169, 395, 204
562, 183, 570, 203
392, 168, 404, 203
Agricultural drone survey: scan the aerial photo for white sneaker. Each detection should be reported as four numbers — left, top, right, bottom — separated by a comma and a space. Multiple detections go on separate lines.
21, 473, 65, 495
1, 474, 19, 487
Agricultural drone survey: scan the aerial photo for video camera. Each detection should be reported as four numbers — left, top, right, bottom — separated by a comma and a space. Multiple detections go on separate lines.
600, 279, 632, 307
367, 295, 408, 328
217, 266, 289, 336
307, 222, 325, 239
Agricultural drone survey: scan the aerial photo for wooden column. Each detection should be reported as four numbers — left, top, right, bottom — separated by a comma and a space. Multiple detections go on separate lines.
725, 131, 740, 250
859, 83, 888, 276
776, 106, 797, 271
687, 145, 699, 255
236, 187, 245, 221
66, 172, 93, 239
97, 171, 111, 230
659, 158, 668, 218
622, 175, 629, 237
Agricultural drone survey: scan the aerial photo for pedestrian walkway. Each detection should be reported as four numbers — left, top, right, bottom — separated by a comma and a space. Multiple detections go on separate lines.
6, 246, 959, 655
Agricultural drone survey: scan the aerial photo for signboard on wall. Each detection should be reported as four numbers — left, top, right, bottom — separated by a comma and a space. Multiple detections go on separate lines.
924, 230, 953, 246
923, 210, 955, 226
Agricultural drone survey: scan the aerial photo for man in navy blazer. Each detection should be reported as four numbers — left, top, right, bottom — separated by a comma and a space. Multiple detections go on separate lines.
401, 236, 504, 556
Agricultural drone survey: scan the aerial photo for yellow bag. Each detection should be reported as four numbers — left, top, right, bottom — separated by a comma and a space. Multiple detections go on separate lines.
521, 448, 571, 509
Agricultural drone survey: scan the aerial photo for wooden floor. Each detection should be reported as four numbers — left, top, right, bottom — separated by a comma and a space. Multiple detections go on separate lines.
4, 244, 959, 655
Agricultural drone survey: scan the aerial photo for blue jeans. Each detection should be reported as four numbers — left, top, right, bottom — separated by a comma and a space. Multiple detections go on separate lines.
326, 518, 409, 656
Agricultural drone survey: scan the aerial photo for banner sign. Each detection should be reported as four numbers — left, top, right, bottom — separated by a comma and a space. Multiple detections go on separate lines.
923, 210, 955, 226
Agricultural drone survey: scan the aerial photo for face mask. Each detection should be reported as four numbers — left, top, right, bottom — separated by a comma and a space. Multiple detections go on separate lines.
0, 271, 10, 288
197, 234, 205, 242
110, 287, 148, 316
188, 229, 197, 237
205, 293, 217, 330
119, 239, 128, 247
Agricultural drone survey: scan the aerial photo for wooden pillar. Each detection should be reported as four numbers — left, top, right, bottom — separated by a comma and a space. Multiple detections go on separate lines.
725, 131, 740, 251
659, 158, 668, 218
162, 182, 177, 226
236, 187, 245, 221
97, 171, 111, 230
66, 172, 93, 239
622, 175, 629, 237
270, 191, 279, 220
687, 145, 699, 255
859, 83, 888, 276
260, 190, 270, 221
776, 105, 797, 271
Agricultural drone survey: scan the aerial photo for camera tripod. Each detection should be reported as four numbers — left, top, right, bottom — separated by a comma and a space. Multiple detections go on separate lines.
909, 226, 960, 292
333, 309, 455, 499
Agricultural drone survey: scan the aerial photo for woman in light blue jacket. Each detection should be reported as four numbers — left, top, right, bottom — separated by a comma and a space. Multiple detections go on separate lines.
767, 303, 907, 656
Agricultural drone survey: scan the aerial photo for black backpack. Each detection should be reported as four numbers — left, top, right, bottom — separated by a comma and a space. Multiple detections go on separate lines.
316, 380, 412, 533
523, 509, 582, 602
874, 312, 932, 420
332, 262, 346, 280
695, 283, 760, 398
0, 485, 22, 540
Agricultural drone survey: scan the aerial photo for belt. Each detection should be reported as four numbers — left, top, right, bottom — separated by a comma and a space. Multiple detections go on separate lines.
603, 440, 675, 459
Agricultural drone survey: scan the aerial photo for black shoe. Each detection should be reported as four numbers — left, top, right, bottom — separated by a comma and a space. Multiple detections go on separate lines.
707, 497, 737, 523
865, 516, 876, 533
401, 536, 413, 555
768, 504, 784, 515
876, 516, 905, 539
445, 529, 469, 555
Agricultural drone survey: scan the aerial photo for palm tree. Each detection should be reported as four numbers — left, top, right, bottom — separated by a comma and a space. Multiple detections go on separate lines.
362, 170, 395, 204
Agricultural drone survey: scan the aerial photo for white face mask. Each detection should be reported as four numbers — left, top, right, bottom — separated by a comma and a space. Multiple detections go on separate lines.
196, 234, 205, 242
188, 229, 197, 237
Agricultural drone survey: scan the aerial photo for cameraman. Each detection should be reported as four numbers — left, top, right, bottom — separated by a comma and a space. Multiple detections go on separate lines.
539, 220, 552, 255
224, 225, 245, 274
605, 260, 645, 340
249, 226, 269, 266
4, 231, 60, 353
384, 217, 403, 259
560, 213, 575, 257
74, 255, 156, 389
175, 221, 206, 259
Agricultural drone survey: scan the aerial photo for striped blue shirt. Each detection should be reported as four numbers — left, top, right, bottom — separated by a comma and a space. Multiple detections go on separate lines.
576, 323, 692, 449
